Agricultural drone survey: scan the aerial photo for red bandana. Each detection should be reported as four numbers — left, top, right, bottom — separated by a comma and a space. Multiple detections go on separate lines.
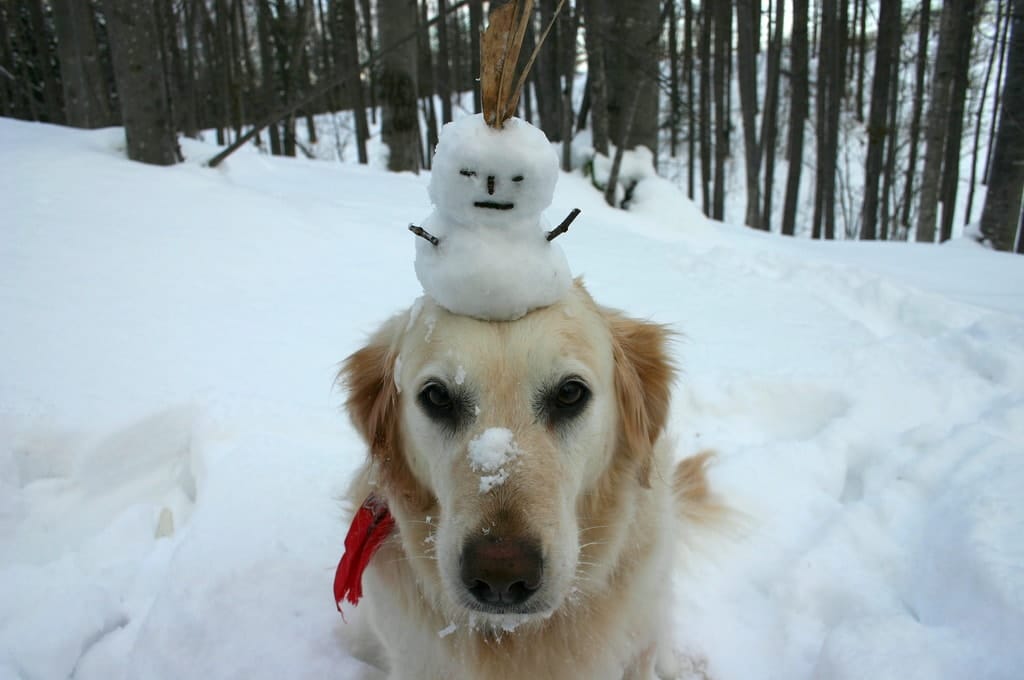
333, 493, 395, 613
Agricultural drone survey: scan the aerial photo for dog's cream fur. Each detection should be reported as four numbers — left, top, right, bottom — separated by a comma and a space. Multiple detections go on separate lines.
339, 282, 715, 680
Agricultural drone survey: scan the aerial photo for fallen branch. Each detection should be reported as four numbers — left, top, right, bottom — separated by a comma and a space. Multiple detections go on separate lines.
546, 208, 581, 241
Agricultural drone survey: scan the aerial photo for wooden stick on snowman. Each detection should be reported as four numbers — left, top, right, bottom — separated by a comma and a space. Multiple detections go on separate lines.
409, 0, 580, 321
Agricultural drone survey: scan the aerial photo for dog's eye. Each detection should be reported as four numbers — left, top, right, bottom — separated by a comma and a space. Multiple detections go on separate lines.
460, 169, 476, 178
422, 382, 453, 409
542, 377, 591, 426
556, 379, 587, 407
418, 381, 472, 433
511, 175, 524, 182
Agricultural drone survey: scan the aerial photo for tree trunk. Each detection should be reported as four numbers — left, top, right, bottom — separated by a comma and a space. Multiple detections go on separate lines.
436, 0, 453, 123
861, 0, 900, 240
334, 0, 369, 163
735, 0, 761, 229
699, 0, 712, 214
813, 0, 846, 239
560, 3, 579, 171
0, 3, 16, 118
418, 0, 439, 160
979, 0, 1024, 252
880, 49, 900, 240
669, 0, 680, 158
358, 0, 377, 124
52, 0, 113, 128
536, 0, 563, 141
855, 0, 867, 122
712, 0, 730, 220
939, 0, 978, 242
760, 0, 784, 230
582, 0, 610, 156
966, 0, 1004, 225
917, 0, 968, 242
986, 5, 1012, 182
607, 0, 660, 154
103, 0, 179, 165
27, 0, 63, 123
781, 0, 808, 236
684, 0, 695, 199
469, 0, 482, 113
379, 0, 420, 173
257, 0, 282, 155
900, 0, 930, 231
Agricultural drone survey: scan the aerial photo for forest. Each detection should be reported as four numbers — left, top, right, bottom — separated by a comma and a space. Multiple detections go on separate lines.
2, 0, 1022, 252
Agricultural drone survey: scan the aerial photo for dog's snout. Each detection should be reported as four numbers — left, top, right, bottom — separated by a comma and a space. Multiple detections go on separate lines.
460, 535, 543, 607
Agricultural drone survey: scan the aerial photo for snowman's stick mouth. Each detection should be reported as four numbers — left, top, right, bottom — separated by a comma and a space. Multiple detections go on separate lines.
474, 201, 515, 210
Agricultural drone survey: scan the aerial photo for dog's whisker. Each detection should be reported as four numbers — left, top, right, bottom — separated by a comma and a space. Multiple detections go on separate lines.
577, 540, 609, 550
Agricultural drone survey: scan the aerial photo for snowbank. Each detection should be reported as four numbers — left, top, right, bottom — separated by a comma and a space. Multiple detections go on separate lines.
2, 119, 1023, 679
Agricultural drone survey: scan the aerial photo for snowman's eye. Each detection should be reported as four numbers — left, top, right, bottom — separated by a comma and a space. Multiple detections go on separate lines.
512, 175, 524, 182
460, 169, 477, 177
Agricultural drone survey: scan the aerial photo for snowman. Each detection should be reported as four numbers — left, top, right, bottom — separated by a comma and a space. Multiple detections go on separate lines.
410, 113, 579, 321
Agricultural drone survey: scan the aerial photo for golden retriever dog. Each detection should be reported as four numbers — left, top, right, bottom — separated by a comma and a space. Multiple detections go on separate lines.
338, 281, 715, 680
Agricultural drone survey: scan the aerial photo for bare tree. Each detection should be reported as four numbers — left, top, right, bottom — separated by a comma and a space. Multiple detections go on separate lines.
333, 0, 370, 163
379, 0, 420, 172
900, 0, 931, 231
581, 0, 609, 156
469, 0, 483, 113
52, 0, 114, 128
436, 0, 453, 123
735, 0, 761, 229
813, 0, 847, 239
26, 0, 63, 123
668, 0, 680, 158
698, 0, 712, 214
684, 0, 695, 199
966, 0, 1005, 224
712, 0, 730, 220
916, 0, 976, 242
781, 0, 808, 237
103, 0, 179, 165
861, 0, 901, 240
938, 1, 978, 241
760, 0, 784, 231
607, 0, 661, 155
979, 0, 1024, 252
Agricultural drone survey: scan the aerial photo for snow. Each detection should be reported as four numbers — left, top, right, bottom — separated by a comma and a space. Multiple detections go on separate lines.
467, 427, 521, 494
414, 114, 572, 320
2, 118, 1024, 679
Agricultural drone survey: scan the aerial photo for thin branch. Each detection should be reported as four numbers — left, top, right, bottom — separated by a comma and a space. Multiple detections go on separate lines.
546, 208, 581, 241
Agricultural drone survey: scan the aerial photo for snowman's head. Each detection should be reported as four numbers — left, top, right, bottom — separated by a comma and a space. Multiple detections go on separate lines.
429, 114, 558, 228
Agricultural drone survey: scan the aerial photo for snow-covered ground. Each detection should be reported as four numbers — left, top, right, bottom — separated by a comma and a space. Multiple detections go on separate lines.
2, 119, 1023, 679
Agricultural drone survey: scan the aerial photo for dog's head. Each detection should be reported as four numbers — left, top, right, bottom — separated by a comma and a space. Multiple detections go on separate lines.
341, 282, 673, 630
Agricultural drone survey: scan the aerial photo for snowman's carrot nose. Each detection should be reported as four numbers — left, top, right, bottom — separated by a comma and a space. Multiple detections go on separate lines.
487, 176, 496, 195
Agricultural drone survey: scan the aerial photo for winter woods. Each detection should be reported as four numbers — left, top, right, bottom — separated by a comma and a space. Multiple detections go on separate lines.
2, 0, 1021, 251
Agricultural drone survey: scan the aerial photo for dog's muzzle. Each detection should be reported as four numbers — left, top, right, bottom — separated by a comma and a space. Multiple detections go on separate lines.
459, 535, 543, 611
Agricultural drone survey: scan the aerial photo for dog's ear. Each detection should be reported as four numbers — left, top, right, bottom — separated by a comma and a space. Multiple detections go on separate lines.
341, 319, 401, 457
339, 315, 416, 496
607, 312, 675, 488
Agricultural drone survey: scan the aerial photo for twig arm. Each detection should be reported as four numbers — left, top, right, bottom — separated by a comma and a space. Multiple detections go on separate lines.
409, 224, 440, 246
546, 208, 581, 241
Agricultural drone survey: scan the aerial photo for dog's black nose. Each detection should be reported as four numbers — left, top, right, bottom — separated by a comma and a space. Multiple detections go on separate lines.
486, 175, 496, 195
460, 536, 543, 607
